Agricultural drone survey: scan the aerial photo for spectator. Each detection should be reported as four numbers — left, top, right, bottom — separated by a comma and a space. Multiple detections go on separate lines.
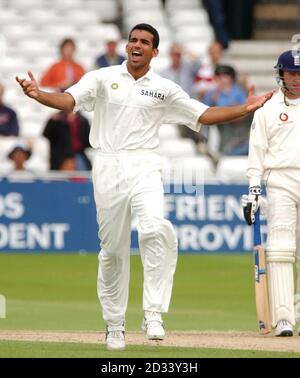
195, 41, 224, 100
0, 83, 19, 136
95, 32, 126, 69
222, 0, 255, 41
7, 143, 32, 171
60, 157, 76, 171
202, 0, 230, 49
160, 43, 212, 160
202, 64, 250, 154
196, 41, 248, 99
43, 110, 91, 171
159, 43, 199, 98
40, 38, 85, 92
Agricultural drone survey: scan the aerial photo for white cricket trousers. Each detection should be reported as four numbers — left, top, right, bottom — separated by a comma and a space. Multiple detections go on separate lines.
92, 150, 178, 327
265, 168, 300, 327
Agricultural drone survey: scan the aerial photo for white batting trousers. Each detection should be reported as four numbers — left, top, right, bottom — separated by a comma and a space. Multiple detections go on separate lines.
92, 150, 178, 326
265, 168, 300, 327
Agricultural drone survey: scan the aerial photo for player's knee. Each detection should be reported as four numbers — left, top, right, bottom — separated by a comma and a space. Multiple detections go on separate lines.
99, 235, 130, 258
138, 217, 178, 250
267, 225, 296, 263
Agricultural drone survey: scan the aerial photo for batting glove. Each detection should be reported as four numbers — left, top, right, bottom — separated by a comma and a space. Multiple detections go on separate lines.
241, 194, 267, 216
241, 186, 262, 225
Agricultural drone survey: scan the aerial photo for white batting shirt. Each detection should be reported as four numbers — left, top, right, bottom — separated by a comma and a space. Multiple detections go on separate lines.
247, 89, 300, 187
66, 61, 208, 151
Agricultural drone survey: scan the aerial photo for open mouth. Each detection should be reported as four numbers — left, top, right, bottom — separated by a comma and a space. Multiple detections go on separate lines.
131, 50, 142, 60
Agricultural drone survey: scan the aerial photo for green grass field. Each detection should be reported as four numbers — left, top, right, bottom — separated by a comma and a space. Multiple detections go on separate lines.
0, 253, 299, 358
2, 340, 299, 358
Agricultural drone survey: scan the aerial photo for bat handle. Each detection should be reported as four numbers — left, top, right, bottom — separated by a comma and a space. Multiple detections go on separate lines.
253, 208, 261, 246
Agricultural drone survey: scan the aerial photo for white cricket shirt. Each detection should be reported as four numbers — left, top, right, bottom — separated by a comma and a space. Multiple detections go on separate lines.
66, 61, 208, 151
247, 89, 300, 187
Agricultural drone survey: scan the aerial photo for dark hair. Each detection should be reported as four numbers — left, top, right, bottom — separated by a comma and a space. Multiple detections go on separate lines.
129, 23, 160, 49
214, 65, 236, 81
60, 38, 76, 51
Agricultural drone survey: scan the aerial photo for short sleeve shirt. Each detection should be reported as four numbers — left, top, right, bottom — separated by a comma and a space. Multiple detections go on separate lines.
66, 61, 208, 151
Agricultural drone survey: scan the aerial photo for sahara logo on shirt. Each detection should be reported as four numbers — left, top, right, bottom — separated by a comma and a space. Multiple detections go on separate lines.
141, 89, 165, 101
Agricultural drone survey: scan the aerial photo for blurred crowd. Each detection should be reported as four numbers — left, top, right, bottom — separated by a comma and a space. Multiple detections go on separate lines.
0, 0, 253, 175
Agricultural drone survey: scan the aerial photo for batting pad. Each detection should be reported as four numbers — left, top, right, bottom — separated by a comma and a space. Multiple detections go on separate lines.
268, 261, 295, 327
267, 225, 296, 262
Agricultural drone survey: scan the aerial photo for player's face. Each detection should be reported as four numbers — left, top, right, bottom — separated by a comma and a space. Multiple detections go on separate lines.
170, 46, 182, 67
283, 71, 300, 96
126, 29, 158, 70
11, 150, 28, 166
61, 42, 75, 60
215, 73, 233, 89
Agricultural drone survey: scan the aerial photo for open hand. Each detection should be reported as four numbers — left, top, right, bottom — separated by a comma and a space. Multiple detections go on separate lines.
16, 71, 39, 99
246, 85, 275, 113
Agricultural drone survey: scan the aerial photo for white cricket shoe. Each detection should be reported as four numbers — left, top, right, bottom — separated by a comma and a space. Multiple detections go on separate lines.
106, 325, 125, 350
275, 320, 293, 337
142, 311, 165, 340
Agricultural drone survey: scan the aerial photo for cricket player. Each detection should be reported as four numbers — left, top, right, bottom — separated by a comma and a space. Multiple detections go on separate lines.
16, 24, 273, 350
243, 50, 300, 336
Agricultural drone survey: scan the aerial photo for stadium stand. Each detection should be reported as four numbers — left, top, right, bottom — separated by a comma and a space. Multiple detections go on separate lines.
170, 156, 216, 183
165, 0, 202, 11
83, 0, 120, 22
215, 156, 248, 183
159, 138, 197, 158
0, 136, 49, 174
222, 40, 291, 94
158, 124, 180, 141
0, 0, 292, 181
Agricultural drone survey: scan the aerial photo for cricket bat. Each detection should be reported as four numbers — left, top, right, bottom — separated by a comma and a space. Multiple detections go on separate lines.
253, 208, 271, 334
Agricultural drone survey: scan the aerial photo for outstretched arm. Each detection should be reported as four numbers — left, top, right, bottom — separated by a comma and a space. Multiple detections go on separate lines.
16, 71, 75, 112
199, 86, 274, 125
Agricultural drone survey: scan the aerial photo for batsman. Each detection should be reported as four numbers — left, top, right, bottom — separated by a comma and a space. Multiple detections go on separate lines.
243, 50, 300, 336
